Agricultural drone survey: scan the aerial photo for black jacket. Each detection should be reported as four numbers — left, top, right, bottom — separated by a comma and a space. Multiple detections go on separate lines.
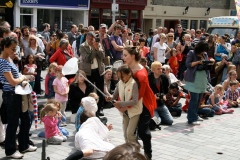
148, 72, 170, 106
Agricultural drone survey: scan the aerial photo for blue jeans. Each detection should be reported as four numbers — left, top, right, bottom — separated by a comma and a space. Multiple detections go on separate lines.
168, 103, 182, 117
198, 108, 215, 117
3, 91, 30, 155
187, 92, 203, 123
154, 105, 173, 125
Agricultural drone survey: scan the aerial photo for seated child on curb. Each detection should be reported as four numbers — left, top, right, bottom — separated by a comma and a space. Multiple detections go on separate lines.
208, 84, 234, 115
165, 82, 183, 117
75, 93, 99, 131
40, 103, 67, 145
198, 93, 215, 118
225, 80, 240, 108
106, 64, 142, 143
38, 99, 69, 138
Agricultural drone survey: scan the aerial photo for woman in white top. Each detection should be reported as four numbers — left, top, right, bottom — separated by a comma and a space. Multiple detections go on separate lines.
153, 33, 171, 64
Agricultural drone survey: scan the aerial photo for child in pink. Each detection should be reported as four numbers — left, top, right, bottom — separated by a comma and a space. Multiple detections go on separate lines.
53, 65, 69, 123
23, 54, 37, 89
41, 103, 67, 145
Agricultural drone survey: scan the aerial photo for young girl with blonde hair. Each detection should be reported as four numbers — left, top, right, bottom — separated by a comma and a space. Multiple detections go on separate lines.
45, 62, 58, 99
40, 103, 67, 145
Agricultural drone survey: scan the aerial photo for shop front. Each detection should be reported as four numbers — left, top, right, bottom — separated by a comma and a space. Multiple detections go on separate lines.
90, 0, 147, 31
14, 0, 89, 32
0, 0, 15, 28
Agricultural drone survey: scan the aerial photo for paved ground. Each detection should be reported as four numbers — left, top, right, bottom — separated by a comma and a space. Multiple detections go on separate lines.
1, 70, 240, 160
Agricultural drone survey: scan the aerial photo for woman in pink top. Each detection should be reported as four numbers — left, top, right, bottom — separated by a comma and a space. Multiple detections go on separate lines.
53, 65, 69, 122
41, 104, 67, 145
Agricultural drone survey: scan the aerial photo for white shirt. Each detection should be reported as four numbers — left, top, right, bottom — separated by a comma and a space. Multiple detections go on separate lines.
71, 40, 79, 58
153, 42, 168, 63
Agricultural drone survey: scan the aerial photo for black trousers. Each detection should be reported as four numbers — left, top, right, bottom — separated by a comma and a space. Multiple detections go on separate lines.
87, 69, 104, 112
33, 65, 42, 94
137, 105, 152, 159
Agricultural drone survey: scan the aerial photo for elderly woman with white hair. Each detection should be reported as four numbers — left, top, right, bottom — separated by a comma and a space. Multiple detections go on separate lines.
49, 39, 74, 66
162, 64, 184, 87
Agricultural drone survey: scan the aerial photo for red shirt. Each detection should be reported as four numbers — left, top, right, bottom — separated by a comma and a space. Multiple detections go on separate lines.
168, 56, 179, 70
49, 46, 74, 66
134, 68, 157, 117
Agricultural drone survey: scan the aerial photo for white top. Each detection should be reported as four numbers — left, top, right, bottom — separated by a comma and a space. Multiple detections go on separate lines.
150, 34, 159, 52
30, 48, 37, 55
153, 42, 168, 63
75, 117, 114, 159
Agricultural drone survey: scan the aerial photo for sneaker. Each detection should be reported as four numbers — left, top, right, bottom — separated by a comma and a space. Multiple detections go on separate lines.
7, 151, 24, 159
22, 145, 37, 153
197, 117, 204, 121
60, 122, 67, 127
190, 121, 201, 125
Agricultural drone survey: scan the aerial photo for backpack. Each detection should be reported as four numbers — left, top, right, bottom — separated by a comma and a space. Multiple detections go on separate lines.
149, 116, 161, 131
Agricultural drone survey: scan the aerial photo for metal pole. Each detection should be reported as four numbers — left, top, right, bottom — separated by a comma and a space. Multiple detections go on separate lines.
41, 140, 46, 160
112, 0, 116, 23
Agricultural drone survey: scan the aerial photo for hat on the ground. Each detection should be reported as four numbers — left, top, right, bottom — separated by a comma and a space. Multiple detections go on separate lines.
81, 97, 98, 117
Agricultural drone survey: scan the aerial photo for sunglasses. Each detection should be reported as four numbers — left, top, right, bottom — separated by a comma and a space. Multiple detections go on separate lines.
168, 36, 173, 37
15, 32, 20, 34
52, 35, 56, 37
30, 39, 36, 41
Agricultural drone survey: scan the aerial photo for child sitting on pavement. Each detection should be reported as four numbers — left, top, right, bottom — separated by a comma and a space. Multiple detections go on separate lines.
208, 84, 234, 115
38, 99, 69, 138
164, 82, 183, 117
225, 80, 240, 108
198, 93, 215, 118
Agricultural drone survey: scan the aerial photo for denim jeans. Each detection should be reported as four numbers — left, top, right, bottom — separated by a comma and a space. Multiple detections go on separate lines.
198, 108, 215, 117
3, 91, 30, 155
187, 92, 203, 123
154, 105, 173, 125
168, 103, 182, 117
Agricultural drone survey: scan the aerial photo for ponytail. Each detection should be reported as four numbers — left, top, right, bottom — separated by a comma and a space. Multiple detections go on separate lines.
40, 104, 57, 123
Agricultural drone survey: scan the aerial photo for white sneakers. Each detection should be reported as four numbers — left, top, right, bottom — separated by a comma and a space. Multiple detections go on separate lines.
22, 145, 37, 153
7, 151, 24, 159
197, 117, 204, 121
191, 121, 201, 125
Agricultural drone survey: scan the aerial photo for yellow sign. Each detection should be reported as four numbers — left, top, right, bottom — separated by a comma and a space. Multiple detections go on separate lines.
5, 1, 13, 8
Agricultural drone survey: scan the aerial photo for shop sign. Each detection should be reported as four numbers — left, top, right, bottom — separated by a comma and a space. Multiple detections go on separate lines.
0, 0, 15, 8
19, 0, 89, 10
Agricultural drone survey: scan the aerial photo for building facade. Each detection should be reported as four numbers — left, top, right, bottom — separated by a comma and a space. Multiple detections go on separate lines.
89, 0, 147, 31
13, 0, 89, 32
143, 0, 235, 33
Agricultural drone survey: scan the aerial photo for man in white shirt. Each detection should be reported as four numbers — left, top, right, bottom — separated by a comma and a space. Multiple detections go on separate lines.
150, 26, 163, 53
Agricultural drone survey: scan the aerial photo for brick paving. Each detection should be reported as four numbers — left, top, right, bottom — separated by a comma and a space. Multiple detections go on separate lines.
0, 70, 240, 160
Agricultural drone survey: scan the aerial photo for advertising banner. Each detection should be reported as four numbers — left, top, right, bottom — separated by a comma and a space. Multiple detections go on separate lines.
19, 0, 89, 10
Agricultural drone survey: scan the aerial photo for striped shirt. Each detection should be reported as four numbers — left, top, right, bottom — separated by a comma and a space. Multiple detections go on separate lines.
0, 58, 20, 91
225, 88, 240, 101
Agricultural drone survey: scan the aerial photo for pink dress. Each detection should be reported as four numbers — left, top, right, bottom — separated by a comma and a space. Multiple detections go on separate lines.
53, 77, 68, 102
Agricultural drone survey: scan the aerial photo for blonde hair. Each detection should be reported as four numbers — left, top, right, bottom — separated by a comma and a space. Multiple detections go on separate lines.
73, 70, 86, 83
46, 99, 62, 111
151, 61, 162, 71
214, 84, 224, 95
89, 92, 99, 103
159, 33, 166, 39
28, 35, 38, 47
40, 104, 58, 122
183, 34, 191, 39
227, 65, 236, 74
48, 62, 58, 73
104, 69, 112, 75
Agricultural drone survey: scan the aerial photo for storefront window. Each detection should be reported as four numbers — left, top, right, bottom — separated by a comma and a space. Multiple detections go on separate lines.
91, 8, 99, 17
20, 15, 32, 28
190, 20, 198, 30
20, 8, 32, 14
120, 10, 128, 19
37, 9, 60, 31
131, 10, 138, 19
200, 20, 207, 30
103, 9, 111, 19
62, 10, 84, 32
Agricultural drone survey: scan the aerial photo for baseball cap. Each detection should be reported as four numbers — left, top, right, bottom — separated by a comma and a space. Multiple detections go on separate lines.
100, 24, 107, 28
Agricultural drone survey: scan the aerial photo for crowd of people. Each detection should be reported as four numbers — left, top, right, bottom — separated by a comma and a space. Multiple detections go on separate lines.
0, 19, 240, 159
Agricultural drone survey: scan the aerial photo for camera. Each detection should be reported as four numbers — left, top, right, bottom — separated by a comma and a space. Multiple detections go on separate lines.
196, 56, 213, 71
156, 93, 164, 101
